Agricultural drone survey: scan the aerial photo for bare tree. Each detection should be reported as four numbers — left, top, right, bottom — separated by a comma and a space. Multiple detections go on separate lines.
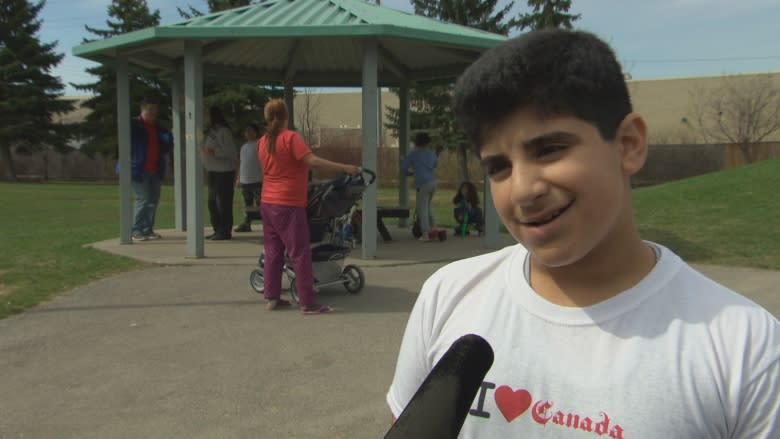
688, 74, 780, 164
295, 89, 321, 147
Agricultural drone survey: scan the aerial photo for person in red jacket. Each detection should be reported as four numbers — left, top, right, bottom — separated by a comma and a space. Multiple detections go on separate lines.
128, 94, 173, 241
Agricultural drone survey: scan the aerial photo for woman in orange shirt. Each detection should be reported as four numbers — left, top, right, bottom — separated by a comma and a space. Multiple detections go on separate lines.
258, 99, 360, 315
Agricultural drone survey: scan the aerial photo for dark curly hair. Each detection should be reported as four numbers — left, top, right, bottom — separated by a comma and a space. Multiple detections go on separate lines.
452, 29, 632, 153
413, 131, 432, 147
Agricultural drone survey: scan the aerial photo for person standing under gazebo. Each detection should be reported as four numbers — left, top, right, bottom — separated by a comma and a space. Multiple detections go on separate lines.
201, 106, 238, 241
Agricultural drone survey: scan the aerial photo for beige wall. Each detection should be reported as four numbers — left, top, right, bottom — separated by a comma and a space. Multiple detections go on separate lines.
628, 72, 780, 143
293, 90, 399, 147
300, 72, 780, 147
58, 71, 780, 147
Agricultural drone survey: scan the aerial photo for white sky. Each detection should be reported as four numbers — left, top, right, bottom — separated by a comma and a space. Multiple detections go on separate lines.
38, 0, 780, 96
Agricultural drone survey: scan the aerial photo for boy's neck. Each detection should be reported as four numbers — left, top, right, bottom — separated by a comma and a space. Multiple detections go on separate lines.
528, 230, 657, 308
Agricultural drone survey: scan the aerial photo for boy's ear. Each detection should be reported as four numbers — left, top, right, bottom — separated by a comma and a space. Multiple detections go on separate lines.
616, 113, 648, 176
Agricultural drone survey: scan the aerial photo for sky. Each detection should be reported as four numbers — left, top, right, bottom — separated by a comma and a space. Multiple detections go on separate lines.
37, 0, 780, 96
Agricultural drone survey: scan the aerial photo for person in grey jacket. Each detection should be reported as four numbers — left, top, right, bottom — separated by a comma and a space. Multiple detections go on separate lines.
201, 106, 238, 240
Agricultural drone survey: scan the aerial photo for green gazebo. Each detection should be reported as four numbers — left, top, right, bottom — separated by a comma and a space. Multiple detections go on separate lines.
73, 0, 507, 259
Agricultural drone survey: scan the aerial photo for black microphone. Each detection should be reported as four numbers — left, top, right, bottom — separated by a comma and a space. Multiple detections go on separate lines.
385, 334, 494, 439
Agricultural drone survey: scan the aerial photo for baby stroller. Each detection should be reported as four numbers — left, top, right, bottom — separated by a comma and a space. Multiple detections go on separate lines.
249, 169, 376, 305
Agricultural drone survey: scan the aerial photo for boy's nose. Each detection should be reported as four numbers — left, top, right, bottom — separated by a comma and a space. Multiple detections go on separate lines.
509, 165, 547, 207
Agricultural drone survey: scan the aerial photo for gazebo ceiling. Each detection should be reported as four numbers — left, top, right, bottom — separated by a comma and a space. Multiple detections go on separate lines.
73, 0, 507, 86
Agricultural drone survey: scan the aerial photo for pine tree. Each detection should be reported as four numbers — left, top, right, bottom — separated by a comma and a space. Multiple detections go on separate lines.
178, 0, 281, 138
516, 0, 580, 31
0, 0, 73, 181
178, 0, 252, 19
387, 0, 516, 184
412, 0, 515, 34
72, 0, 165, 159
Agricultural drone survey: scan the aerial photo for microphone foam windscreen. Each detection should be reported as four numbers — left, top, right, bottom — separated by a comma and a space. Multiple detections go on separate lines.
385, 334, 494, 439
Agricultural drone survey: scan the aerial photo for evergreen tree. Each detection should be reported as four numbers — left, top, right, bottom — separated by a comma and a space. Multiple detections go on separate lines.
516, 0, 580, 31
412, 0, 515, 34
0, 0, 73, 181
178, 0, 281, 138
387, 0, 516, 183
178, 0, 252, 19
72, 0, 166, 159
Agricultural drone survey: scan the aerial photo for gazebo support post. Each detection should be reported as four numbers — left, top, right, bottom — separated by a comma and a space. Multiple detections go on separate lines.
483, 174, 500, 248
398, 80, 410, 227
116, 56, 132, 245
361, 39, 379, 259
284, 82, 295, 130
172, 74, 187, 232
184, 41, 205, 258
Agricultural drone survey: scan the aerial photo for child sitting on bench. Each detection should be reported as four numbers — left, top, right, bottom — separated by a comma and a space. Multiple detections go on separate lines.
452, 181, 483, 236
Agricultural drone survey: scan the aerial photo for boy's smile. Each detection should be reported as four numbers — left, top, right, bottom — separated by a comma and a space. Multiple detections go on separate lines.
518, 199, 574, 227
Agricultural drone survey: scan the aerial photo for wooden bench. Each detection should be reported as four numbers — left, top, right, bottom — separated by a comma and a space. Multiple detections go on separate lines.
377, 206, 410, 241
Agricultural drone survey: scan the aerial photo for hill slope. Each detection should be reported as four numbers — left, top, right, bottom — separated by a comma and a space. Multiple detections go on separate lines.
634, 158, 780, 269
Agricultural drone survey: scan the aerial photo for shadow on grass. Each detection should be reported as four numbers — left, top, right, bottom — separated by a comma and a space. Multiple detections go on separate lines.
639, 227, 718, 263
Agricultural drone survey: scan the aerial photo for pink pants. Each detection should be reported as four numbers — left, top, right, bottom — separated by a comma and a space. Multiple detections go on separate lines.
260, 203, 316, 307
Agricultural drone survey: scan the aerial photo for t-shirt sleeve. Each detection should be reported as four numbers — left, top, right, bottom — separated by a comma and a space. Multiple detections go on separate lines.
386, 278, 437, 418
289, 131, 312, 161
732, 358, 780, 437
730, 313, 780, 438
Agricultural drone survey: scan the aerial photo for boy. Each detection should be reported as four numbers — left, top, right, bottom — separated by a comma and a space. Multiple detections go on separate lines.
234, 122, 263, 232
386, 29, 779, 437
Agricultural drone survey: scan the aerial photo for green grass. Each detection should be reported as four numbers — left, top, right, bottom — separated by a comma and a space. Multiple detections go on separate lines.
0, 183, 154, 319
634, 158, 780, 269
1, 158, 778, 319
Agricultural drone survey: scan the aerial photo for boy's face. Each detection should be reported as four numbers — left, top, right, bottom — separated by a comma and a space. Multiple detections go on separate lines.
479, 107, 645, 269
141, 103, 159, 122
245, 127, 258, 141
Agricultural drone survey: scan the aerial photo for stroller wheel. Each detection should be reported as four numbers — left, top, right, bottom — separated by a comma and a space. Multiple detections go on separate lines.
249, 269, 264, 294
342, 264, 365, 293
288, 279, 300, 305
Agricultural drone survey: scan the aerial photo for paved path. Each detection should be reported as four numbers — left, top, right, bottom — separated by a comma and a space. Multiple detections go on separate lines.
1, 227, 777, 438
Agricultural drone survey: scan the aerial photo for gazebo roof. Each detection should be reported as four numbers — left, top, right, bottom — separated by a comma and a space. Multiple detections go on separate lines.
73, 0, 507, 86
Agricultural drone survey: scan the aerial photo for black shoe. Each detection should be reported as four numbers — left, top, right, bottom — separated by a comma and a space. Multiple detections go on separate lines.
234, 224, 251, 232
206, 233, 218, 240
210, 234, 231, 241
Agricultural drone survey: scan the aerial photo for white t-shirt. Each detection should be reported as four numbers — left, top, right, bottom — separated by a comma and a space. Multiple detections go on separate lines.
387, 243, 780, 438
202, 125, 237, 172
239, 141, 263, 184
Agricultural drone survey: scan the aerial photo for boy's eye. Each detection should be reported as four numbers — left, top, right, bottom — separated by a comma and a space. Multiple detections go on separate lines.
536, 144, 568, 157
481, 157, 511, 178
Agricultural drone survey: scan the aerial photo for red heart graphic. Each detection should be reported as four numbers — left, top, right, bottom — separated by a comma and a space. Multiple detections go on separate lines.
494, 386, 532, 422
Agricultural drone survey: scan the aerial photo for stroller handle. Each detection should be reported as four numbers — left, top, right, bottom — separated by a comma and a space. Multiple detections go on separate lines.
358, 167, 376, 185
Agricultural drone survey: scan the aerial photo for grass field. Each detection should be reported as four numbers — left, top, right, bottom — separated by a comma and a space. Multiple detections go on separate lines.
1, 157, 778, 319
634, 157, 780, 269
